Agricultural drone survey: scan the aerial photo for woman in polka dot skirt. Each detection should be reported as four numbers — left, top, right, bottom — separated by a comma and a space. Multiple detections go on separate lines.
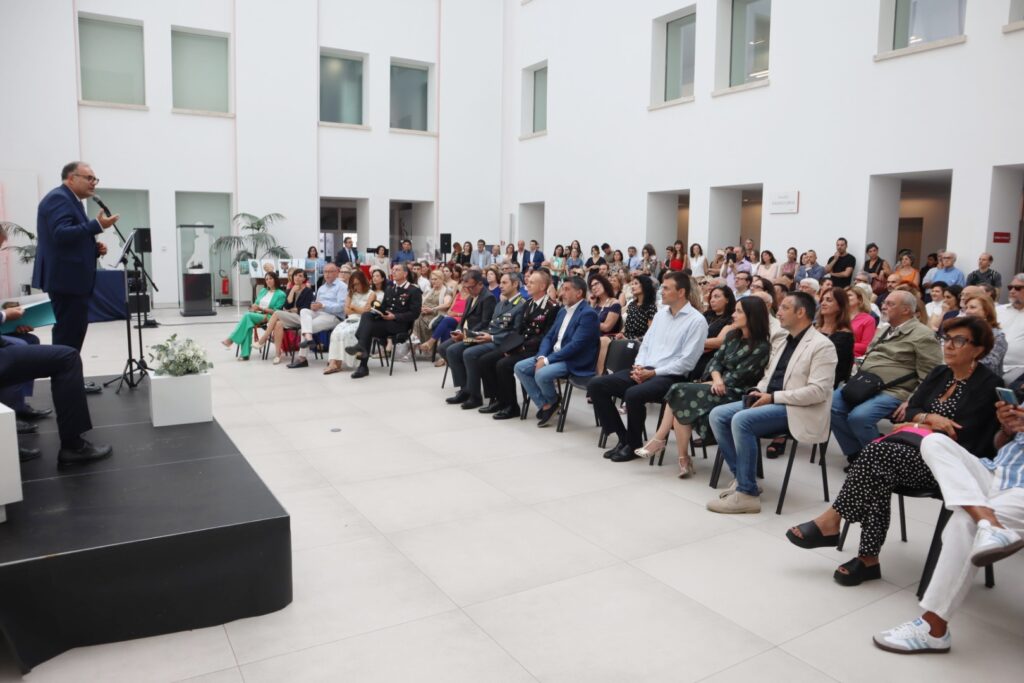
636, 297, 772, 477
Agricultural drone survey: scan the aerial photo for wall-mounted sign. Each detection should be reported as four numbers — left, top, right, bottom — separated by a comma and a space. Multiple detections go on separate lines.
768, 191, 800, 214
993, 231, 1011, 244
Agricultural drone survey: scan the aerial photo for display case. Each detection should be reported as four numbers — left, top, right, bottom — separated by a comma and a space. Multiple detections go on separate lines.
177, 223, 216, 316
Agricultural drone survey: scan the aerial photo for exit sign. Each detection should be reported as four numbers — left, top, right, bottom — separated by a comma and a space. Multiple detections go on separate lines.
994, 232, 1011, 244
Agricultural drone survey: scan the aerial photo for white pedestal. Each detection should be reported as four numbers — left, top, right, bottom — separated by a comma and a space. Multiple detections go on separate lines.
149, 372, 213, 427
0, 403, 23, 523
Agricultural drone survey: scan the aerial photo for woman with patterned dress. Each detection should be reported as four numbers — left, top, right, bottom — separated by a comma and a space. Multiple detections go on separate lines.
636, 297, 772, 477
786, 316, 1001, 587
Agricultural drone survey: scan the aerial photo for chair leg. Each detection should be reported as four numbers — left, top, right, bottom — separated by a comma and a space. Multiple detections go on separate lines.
837, 519, 850, 551
442, 364, 449, 388
556, 384, 572, 433
389, 339, 397, 376
810, 443, 817, 464
820, 448, 830, 502
898, 494, 908, 543
520, 386, 529, 420
776, 441, 798, 515
709, 450, 724, 489
917, 507, 954, 600
657, 446, 666, 467
985, 565, 995, 588
409, 342, 418, 372
756, 451, 764, 480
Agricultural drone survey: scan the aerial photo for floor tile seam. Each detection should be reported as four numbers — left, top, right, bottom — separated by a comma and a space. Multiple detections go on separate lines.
20, 452, 244, 484
692, 645, 841, 683
456, 561, 631, 613
298, 455, 458, 488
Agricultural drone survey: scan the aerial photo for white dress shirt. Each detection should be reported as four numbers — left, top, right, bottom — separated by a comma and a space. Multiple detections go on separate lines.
634, 303, 709, 377
553, 300, 581, 354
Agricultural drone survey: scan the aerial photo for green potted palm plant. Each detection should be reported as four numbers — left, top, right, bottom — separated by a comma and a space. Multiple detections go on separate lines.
212, 213, 291, 303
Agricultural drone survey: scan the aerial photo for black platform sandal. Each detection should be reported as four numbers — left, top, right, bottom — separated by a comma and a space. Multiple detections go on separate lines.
765, 438, 786, 459
833, 557, 881, 586
786, 521, 840, 549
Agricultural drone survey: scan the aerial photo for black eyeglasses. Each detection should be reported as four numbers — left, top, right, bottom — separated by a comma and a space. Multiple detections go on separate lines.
74, 173, 99, 184
938, 335, 973, 349
1009, 285, 1024, 291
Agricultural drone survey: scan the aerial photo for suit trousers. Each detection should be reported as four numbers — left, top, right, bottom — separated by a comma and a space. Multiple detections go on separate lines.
354, 316, 408, 368
0, 343, 90, 446
50, 293, 91, 351
478, 348, 531, 407
0, 333, 40, 410
588, 370, 681, 449
447, 341, 498, 398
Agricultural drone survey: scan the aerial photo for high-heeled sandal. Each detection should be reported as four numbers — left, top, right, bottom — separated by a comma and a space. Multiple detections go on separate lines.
678, 454, 696, 479
634, 437, 666, 459
253, 337, 267, 349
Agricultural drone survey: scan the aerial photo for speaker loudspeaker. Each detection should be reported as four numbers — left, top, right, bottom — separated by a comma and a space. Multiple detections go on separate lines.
440, 233, 452, 253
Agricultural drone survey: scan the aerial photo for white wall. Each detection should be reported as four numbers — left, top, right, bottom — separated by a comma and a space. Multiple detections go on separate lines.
500, 0, 1024, 277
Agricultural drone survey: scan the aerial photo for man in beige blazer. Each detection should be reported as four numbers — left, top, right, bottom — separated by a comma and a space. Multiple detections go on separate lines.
707, 291, 838, 514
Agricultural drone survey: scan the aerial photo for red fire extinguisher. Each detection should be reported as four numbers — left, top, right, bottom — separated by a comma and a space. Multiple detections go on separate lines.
219, 270, 229, 295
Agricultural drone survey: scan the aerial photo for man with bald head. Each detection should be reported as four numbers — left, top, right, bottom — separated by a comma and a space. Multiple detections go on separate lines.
966, 252, 1002, 298
829, 290, 943, 461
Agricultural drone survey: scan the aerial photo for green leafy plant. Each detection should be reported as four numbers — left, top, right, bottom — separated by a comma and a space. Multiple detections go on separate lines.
212, 212, 290, 265
148, 334, 213, 377
0, 221, 36, 263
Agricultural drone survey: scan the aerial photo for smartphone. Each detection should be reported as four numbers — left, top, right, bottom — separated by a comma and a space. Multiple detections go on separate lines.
727, 252, 737, 263
996, 387, 1019, 406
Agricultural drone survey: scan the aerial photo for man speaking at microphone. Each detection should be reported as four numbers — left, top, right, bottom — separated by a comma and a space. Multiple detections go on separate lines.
32, 161, 118, 394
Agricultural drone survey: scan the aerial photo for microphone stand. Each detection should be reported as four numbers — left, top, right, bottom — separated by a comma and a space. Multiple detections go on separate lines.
94, 200, 159, 393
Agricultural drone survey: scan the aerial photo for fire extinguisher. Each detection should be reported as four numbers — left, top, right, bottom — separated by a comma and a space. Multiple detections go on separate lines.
219, 269, 229, 295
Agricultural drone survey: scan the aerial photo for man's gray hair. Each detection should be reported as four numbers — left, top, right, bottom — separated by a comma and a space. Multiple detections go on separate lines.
502, 271, 521, 287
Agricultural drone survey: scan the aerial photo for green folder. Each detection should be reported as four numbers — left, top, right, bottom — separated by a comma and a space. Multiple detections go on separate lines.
1, 294, 56, 333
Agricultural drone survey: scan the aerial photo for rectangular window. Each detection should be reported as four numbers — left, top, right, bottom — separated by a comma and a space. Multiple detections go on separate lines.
532, 67, 548, 133
79, 16, 145, 105
665, 14, 696, 100
893, 0, 965, 49
171, 30, 229, 113
729, 0, 771, 87
320, 53, 363, 125
390, 64, 428, 131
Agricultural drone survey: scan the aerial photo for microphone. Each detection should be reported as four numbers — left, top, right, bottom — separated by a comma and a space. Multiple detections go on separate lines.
92, 195, 112, 217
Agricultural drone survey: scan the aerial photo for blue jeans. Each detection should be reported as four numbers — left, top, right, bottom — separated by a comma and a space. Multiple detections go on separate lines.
709, 401, 789, 496
830, 389, 902, 457
514, 357, 568, 408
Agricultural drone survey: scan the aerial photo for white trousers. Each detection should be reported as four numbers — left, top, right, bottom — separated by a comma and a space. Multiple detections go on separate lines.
918, 434, 1024, 619
297, 309, 340, 357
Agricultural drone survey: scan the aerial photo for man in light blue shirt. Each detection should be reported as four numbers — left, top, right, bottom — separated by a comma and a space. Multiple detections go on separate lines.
922, 251, 966, 287
393, 240, 416, 264
796, 250, 826, 282
589, 271, 709, 462
470, 239, 494, 268
287, 262, 346, 368
626, 246, 642, 272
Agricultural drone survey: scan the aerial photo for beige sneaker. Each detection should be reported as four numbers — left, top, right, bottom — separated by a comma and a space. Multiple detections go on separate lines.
718, 479, 763, 499
707, 491, 761, 514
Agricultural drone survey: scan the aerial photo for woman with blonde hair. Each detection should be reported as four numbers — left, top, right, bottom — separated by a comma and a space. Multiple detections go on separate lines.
412, 270, 453, 346
962, 293, 1006, 377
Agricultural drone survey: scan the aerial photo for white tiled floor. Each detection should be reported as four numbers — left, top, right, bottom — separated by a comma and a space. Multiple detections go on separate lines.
3, 310, 1024, 682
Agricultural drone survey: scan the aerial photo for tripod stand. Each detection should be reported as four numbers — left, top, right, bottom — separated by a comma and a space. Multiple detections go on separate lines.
102, 228, 160, 393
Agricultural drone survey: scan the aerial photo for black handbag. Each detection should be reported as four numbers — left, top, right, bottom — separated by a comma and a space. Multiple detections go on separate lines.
841, 370, 917, 406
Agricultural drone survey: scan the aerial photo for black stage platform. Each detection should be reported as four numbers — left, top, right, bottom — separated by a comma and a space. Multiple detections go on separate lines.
0, 377, 292, 673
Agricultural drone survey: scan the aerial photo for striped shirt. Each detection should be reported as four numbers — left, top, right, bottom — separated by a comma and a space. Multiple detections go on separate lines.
982, 432, 1024, 490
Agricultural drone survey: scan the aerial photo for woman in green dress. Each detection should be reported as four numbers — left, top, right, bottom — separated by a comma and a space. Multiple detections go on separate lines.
636, 296, 772, 477
221, 271, 286, 360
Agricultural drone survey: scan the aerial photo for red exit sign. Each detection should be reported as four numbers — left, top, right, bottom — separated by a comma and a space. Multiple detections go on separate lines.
994, 232, 1011, 244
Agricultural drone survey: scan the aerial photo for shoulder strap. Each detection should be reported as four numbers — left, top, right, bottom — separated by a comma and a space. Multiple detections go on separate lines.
880, 371, 918, 389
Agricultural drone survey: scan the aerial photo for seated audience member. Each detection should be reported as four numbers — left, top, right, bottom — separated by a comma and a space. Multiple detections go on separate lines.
733, 271, 753, 299
412, 270, 453, 347
585, 245, 606, 272
815, 287, 855, 387
755, 250, 780, 282
256, 268, 314, 364
346, 263, 423, 378
416, 261, 433, 294
925, 283, 947, 320
846, 286, 878, 356
830, 291, 943, 461
445, 263, 464, 291
692, 285, 737, 380
277, 263, 347, 369
371, 244, 390, 271
962, 293, 1006, 377
456, 241, 473, 267
876, 272, 902, 313
929, 284, 962, 331
438, 270, 497, 365
873, 402, 1024, 655
0, 305, 112, 465
324, 270, 374, 374
444, 273, 527, 409
514, 277, 599, 425
485, 266, 501, 299
787, 316, 1001, 585
590, 274, 622, 335
799, 277, 821, 300
596, 274, 656, 375
707, 292, 837, 514
222, 271, 285, 360
998, 273, 1024, 383
893, 251, 920, 287
796, 250, 825, 282
0, 312, 48, 461
638, 297, 771, 477
591, 272, 709, 461
479, 270, 560, 418
923, 251, 966, 287
422, 280, 469, 361
894, 283, 929, 325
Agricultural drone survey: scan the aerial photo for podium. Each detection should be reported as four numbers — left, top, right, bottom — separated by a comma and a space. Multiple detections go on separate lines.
177, 224, 216, 316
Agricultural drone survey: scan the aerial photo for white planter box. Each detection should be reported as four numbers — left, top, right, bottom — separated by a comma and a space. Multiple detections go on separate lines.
0, 404, 23, 523
149, 372, 213, 427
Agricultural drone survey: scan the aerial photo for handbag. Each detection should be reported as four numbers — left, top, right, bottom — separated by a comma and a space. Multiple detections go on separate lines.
840, 370, 917, 406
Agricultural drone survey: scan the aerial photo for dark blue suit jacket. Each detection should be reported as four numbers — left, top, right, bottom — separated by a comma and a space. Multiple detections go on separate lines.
32, 185, 102, 296
536, 301, 600, 376
335, 247, 360, 266
515, 250, 544, 271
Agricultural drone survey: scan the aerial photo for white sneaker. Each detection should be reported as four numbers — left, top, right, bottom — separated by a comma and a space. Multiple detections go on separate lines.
718, 479, 763, 499
873, 618, 950, 654
970, 519, 1024, 566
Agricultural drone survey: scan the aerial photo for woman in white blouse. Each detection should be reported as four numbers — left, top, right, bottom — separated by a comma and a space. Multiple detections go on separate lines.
324, 270, 375, 374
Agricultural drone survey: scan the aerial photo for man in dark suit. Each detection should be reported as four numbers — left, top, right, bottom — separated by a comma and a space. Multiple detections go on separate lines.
32, 162, 118, 393
335, 236, 360, 267
439, 270, 496, 362
514, 276, 600, 426
0, 273, 112, 466
522, 239, 544, 273
346, 263, 422, 378
478, 269, 560, 419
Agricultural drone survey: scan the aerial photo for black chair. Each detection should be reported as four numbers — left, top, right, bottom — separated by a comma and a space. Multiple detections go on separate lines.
371, 324, 418, 376
835, 488, 994, 598
558, 338, 640, 439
